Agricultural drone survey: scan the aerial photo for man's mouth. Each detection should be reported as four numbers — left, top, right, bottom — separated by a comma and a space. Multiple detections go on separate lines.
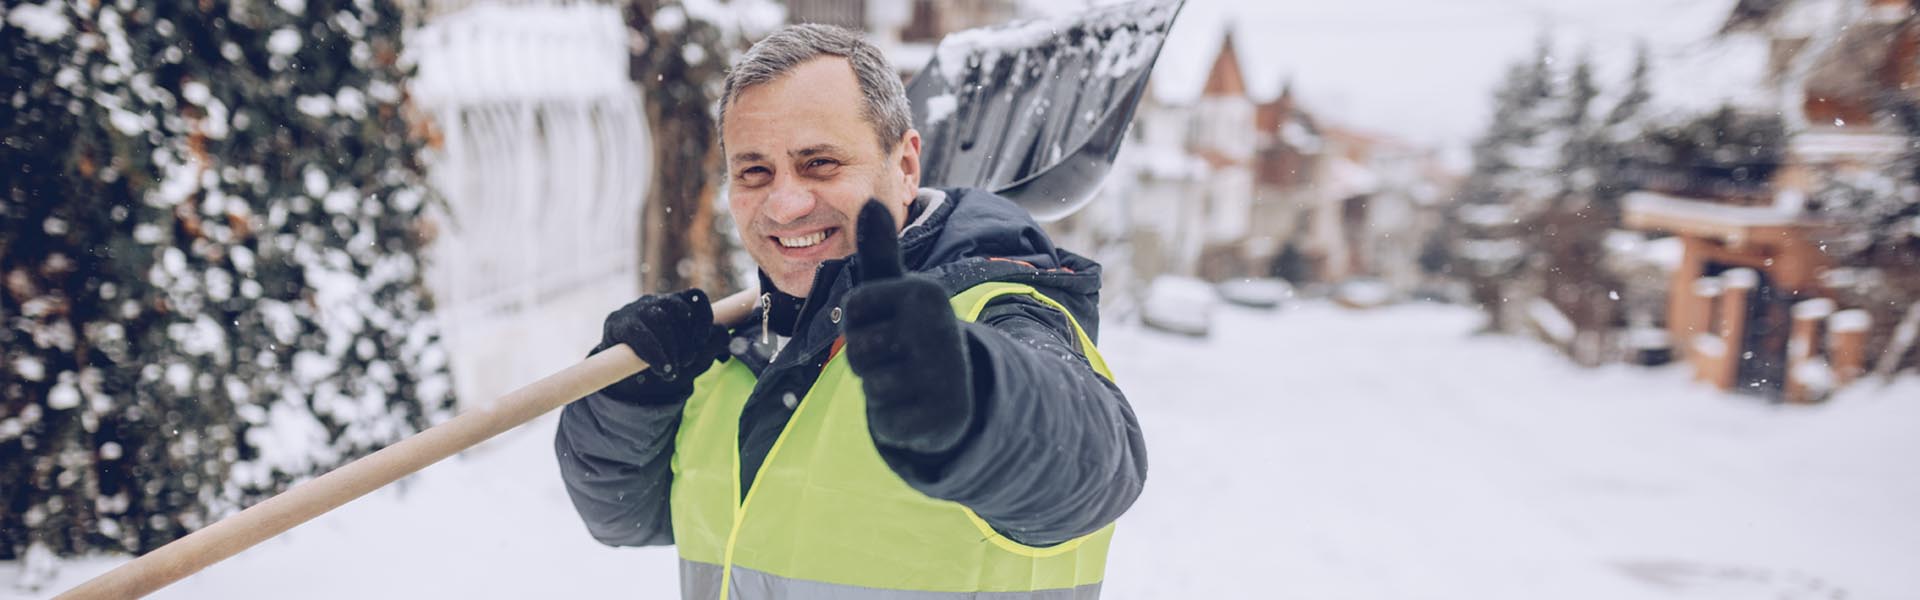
774, 228, 837, 249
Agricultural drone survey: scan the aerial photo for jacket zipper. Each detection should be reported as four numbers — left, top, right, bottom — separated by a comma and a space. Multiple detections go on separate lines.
722, 266, 840, 598
758, 292, 772, 346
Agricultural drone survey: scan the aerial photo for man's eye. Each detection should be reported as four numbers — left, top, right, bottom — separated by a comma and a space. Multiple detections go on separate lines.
737, 167, 770, 184
807, 159, 838, 170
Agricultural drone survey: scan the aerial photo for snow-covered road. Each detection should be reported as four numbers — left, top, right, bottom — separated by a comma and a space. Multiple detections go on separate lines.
1104, 302, 1918, 599
9, 301, 1917, 599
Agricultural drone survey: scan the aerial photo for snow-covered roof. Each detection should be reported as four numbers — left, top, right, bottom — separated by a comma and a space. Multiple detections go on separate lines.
1625, 191, 1802, 227
1623, 191, 1826, 247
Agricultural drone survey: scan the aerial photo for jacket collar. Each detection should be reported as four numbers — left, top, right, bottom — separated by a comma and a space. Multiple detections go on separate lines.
725, 187, 1106, 372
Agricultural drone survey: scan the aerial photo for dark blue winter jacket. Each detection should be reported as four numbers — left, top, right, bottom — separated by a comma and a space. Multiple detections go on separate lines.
553, 187, 1147, 547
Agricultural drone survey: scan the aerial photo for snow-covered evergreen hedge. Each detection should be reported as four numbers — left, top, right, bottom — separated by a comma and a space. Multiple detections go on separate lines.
1, 0, 454, 562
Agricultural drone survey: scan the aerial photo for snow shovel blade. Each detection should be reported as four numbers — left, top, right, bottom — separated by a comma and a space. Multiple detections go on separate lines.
907, 0, 1185, 222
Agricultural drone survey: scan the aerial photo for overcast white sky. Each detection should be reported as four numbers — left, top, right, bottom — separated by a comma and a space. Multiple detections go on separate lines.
1120, 0, 1764, 156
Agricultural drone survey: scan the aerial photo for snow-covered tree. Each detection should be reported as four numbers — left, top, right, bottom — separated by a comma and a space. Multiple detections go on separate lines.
1810, 90, 1920, 376
1450, 36, 1563, 333
3, 0, 177, 565
1603, 43, 1654, 144
1, 0, 453, 567
1532, 52, 1622, 363
1584, 42, 1656, 228
1820, 88, 1920, 274
1450, 40, 1671, 360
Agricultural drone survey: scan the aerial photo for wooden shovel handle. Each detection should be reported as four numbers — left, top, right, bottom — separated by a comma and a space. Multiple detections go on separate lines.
56, 287, 761, 600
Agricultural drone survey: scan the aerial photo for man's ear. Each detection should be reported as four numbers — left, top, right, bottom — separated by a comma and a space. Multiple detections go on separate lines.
897, 128, 922, 194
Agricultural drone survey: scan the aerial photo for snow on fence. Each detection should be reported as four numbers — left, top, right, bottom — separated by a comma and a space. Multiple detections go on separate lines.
406, 0, 649, 407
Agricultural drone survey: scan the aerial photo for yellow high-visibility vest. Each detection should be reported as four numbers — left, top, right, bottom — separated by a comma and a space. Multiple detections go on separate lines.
669, 281, 1117, 599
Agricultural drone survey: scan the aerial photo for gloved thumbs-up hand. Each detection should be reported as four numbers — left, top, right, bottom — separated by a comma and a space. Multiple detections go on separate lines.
842, 199, 976, 456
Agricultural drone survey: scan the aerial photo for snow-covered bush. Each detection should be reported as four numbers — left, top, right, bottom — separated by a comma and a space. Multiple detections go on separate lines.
1, 0, 453, 563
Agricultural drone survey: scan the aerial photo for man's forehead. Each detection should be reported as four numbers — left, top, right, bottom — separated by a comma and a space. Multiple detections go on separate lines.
723, 57, 871, 159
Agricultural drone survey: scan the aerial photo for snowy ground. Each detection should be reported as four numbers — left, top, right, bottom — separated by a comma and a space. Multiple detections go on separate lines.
7, 301, 1918, 599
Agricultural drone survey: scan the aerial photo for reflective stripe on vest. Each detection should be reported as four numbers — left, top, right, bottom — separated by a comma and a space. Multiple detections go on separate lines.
678, 559, 1103, 600
670, 282, 1118, 599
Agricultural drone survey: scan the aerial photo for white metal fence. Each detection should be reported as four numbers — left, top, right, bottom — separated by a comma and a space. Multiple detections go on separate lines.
406, 0, 650, 406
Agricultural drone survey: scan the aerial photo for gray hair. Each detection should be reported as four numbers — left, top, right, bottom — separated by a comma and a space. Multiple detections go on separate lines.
718, 24, 911, 153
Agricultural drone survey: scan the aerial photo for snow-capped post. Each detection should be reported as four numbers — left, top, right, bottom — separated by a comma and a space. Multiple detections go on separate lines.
1711, 269, 1759, 390
1828, 309, 1873, 387
1786, 298, 1836, 403
1686, 276, 1727, 381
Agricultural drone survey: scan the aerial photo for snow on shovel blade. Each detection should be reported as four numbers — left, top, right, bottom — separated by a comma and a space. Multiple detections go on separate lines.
907, 0, 1185, 222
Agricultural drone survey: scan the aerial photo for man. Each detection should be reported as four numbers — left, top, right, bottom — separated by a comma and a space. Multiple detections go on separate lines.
554, 24, 1146, 599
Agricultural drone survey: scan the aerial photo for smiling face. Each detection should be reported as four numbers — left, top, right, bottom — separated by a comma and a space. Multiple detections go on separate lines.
723, 56, 921, 298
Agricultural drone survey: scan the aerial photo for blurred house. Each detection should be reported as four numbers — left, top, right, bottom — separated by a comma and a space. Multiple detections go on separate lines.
778, 6, 1456, 307
1624, 0, 1920, 401
1188, 32, 1258, 282
1303, 125, 1452, 291
1057, 31, 1450, 303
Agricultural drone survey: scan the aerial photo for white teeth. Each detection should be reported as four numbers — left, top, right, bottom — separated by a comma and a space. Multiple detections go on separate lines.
777, 230, 828, 248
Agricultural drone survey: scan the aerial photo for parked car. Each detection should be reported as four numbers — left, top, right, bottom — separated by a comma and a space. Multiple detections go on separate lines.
1332, 278, 1394, 309
1216, 277, 1295, 310
1142, 275, 1216, 337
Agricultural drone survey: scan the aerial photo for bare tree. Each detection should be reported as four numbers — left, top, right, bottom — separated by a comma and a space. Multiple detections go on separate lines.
626, 0, 772, 294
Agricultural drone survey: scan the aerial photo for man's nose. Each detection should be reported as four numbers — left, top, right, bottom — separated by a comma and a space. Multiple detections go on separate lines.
762, 174, 816, 224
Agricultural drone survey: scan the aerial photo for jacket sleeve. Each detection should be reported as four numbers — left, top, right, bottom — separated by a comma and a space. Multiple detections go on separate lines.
553, 387, 684, 547
874, 295, 1148, 547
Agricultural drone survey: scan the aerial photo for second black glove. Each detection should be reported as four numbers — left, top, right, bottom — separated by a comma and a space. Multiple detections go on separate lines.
592, 289, 731, 404
842, 199, 976, 455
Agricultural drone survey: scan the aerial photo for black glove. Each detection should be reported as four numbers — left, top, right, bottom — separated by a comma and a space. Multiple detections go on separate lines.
592, 289, 731, 404
842, 199, 976, 455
